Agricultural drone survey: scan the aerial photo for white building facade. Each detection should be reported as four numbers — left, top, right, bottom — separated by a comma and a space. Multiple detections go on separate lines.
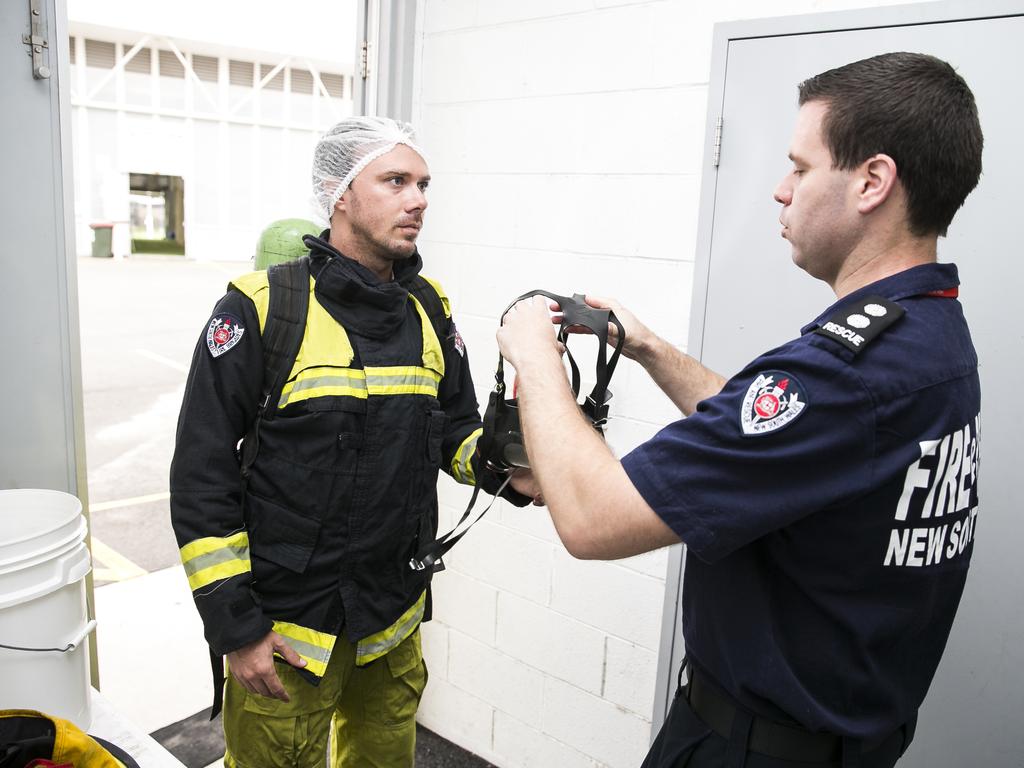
67, 1, 357, 261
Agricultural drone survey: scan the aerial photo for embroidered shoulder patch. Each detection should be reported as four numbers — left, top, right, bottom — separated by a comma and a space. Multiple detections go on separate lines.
451, 325, 465, 357
740, 371, 807, 436
206, 313, 245, 358
813, 295, 904, 355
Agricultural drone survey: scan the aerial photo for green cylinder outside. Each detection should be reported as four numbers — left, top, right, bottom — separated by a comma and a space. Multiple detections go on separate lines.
254, 219, 321, 270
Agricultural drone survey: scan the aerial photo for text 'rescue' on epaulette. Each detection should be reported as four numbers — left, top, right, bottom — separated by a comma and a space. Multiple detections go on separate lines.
813, 295, 905, 355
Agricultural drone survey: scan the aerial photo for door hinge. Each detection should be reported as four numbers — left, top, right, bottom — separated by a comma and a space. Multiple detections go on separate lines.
712, 116, 723, 168
360, 40, 371, 79
21, 0, 50, 79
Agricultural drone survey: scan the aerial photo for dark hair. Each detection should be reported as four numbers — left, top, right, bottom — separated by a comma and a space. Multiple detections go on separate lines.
798, 52, 983, 237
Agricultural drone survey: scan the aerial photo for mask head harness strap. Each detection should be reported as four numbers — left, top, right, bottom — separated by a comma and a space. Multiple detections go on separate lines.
409, 291, 625, 573
479, 290, 626, 473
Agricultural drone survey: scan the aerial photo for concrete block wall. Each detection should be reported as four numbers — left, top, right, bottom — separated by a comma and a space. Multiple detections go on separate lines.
412, 1, 932, 765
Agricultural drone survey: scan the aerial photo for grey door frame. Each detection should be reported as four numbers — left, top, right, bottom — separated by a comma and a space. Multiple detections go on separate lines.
355, 0, 419, 121
1, 0, 95, 681
654, 0, 1024, 736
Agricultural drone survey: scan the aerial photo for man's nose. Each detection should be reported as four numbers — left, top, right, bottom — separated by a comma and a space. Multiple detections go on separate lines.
773, 179, 791, 206
406, 186, 427, 211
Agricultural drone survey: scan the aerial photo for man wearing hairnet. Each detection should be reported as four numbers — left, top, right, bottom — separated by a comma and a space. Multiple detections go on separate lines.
170, 116, 533, 767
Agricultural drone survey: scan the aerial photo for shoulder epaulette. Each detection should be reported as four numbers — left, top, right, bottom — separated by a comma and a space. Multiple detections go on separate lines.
813, 295, 905, 355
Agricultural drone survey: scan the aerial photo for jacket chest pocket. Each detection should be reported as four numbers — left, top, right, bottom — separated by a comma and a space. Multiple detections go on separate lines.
425, 409, 447, 466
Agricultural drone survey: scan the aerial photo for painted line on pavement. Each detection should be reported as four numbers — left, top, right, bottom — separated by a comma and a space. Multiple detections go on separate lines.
91, 536, 148, 582
136, 349, 189, 373
90, 491, 170, 512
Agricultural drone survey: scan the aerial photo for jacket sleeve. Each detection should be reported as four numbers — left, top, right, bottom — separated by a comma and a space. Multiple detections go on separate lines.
437, 314, 531, 507
169, 290, 274, 655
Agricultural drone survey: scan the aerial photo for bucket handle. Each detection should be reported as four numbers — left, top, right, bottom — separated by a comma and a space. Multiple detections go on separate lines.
0, 619, 97, 653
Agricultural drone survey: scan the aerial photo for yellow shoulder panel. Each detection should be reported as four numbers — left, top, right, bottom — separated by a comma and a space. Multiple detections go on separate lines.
419, 275, 452, 318
229, 271, 271, 334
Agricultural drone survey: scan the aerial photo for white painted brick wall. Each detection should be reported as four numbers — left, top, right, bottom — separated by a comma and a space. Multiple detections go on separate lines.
549, 550, 665, 650
449, 632, 546, 728
415, 0, 934, 765
604, 636, 660, 718
542, 677, 653, 767
493, 711, 602, 768
430, 569, 498, 644
496, 592, 606, 695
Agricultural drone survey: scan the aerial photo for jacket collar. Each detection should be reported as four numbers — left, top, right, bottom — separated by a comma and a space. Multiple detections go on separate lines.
304, 232, 424, 339
801, 262, 960, 335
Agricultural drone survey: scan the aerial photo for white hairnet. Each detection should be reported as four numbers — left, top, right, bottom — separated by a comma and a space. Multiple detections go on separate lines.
311, 116, 426, 221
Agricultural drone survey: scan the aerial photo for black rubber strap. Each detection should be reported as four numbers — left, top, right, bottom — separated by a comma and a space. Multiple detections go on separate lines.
238, 257, 310, 477
493, 290, 625, 409
410, 475, 512, 572
209, 646, 225, 719
261, 257, 311, 422
415, 290, 625, 570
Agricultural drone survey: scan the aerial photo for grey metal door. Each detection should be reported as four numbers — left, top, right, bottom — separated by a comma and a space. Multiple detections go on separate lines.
0, 0, 86, 495
663, 2, 1024, 765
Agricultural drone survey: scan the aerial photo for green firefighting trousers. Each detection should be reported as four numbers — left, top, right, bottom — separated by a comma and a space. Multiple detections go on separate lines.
222, 628, 426, 768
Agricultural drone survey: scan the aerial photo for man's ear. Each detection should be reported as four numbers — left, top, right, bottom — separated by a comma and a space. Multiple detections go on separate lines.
856, 153, 898, 215
334, 188, 350, 213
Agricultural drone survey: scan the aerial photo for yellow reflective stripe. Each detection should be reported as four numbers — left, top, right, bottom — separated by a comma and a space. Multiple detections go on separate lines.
409, 294, 446, 377
365, 366, 441, 397
186, 559, 250, 592
180, 532, 251, 591
272, 621, 335, 677
180, 530, 248, 562
356, 591, 426, 665
451, 428, 482, 485
279, 367, 368, 407
277, 366, 443, 405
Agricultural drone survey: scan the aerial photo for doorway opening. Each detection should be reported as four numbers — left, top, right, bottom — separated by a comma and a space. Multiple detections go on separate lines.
129, 173, 184, 255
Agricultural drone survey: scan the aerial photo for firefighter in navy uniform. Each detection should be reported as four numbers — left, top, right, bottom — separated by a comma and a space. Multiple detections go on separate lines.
170, 117, 532, 768
496, 53, 983, 767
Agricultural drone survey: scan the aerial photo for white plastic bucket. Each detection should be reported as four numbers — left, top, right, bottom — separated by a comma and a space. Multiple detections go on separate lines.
0, 488, 95, 728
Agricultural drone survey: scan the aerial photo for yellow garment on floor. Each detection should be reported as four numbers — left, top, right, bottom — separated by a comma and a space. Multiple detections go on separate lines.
222, 628, 426, 768
0, 709, 128, 768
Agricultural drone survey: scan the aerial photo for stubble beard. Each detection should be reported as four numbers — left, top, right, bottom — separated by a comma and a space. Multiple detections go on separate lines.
350, 215, 418, 263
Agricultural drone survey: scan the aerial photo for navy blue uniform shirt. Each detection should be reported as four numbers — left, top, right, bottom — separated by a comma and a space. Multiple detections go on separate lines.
622, 262, 980, 740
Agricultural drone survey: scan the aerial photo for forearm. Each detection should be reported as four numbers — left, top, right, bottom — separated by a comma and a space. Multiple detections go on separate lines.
515, 350, 678, 559
634, 334, 726, 416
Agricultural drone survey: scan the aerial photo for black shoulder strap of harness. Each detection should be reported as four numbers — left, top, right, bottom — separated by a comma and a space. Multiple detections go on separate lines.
407, 275, 449, 341
410, 290, 625, 573
237, 256, 311, 478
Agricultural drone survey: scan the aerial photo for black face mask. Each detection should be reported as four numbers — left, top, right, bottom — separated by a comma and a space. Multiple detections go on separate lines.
409, 291, 625, 573
478, 290, 625, 472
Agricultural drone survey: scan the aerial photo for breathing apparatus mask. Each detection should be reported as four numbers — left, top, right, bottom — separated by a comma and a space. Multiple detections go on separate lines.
409, 291, 625, 572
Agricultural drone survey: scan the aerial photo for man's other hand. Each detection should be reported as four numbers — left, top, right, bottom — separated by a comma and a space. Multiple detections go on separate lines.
497, 296, 562, 370
509, 468, 544, 506
227, 630, 306, 701
581, 295, 657, 363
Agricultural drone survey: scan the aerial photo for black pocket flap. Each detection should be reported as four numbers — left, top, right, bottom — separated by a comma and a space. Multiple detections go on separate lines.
246, 493, 321, 573
426, 410, 447, 465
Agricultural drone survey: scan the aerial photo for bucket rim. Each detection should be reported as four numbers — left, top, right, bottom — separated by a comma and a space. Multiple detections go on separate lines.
0, 489, 83, 549
0, 516, 88, 573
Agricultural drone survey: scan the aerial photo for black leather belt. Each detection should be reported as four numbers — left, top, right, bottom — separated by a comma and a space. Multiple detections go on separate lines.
687, 669, 910, 764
